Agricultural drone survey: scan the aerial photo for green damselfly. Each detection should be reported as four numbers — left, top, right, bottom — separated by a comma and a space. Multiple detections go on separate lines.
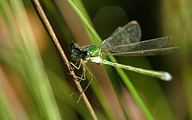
69, 21, 180, 101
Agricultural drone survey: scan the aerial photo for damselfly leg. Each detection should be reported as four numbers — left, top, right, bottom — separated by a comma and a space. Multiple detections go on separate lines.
69, 59, 93, 103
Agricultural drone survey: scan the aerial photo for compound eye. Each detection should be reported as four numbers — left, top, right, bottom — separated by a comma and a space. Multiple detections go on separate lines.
82, 51, 90, 60
69, 42, 76, 52
83, 51, 90, 56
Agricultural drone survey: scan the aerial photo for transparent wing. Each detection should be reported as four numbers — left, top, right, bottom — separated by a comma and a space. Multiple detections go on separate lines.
102, 36, 174, 52
99, 20, 141, 51
102, 47, 180, 56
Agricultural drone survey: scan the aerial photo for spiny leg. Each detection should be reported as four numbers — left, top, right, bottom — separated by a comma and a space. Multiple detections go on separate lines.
69, 60, 87, 97
77, 62, 93, 103
68, 60, 93, 103
78, 63, 87, 83
65, 58, 76, 71
69, 59, 82, 70
69, 59, 87, 81
68, 59, 84, 80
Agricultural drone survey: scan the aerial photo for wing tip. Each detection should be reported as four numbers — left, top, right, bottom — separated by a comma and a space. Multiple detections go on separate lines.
130, 20, 138, 25
164, 36, 175, 42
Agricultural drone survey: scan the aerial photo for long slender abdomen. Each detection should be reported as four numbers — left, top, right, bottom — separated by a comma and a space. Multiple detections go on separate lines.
101, 58, 172, 81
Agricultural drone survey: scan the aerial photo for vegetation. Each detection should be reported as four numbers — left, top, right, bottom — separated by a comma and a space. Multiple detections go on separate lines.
0, 0, 190, 120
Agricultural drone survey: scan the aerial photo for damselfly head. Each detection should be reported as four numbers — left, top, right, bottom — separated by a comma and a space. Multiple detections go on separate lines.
69, 42, 80, 52
70, 42, 82, 59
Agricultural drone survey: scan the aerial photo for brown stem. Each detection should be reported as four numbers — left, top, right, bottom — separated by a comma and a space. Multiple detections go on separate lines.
30, 0, 98, 120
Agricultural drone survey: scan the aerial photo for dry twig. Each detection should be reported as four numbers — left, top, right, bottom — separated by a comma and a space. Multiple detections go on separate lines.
30, 0, 98, 119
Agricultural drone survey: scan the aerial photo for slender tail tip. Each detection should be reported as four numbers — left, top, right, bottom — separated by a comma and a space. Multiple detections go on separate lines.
160, 72, 172, 81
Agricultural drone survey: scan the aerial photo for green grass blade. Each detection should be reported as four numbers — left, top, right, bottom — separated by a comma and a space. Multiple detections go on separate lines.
1, 0, 62, 120
162, 0, 192, 119
67, 0, 154, 119
67, 0, 101, 45
0, 70, 15, 120
0, 91, 14, 120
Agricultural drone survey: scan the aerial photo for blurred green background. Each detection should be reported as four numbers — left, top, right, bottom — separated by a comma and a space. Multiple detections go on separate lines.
0, 0, 191, 120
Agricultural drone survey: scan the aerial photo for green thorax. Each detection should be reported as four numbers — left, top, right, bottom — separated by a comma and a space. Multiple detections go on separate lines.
82, 45, 100, 57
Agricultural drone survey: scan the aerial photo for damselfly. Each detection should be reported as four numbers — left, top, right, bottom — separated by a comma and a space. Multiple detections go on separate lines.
69, 21, 180, 101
